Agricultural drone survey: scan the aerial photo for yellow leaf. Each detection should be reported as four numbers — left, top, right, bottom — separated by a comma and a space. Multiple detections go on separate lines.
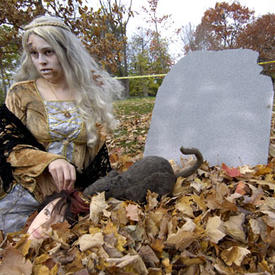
162, 257, 172, 273
151, 238, 164, 253
14, 234, 31, 256
50, 264, 59, 275
116, 234, 127, 252
190, 194, 207, 211
255, 165, 272, 176
89, 226, 101, 235
104, 221, 118, 235
221, 246, 250, 266
107, 254, 148, 274
34, 253, 50, 265
103, 222, 126, 252
174, 196, 194, 217
33, 264, 50, 275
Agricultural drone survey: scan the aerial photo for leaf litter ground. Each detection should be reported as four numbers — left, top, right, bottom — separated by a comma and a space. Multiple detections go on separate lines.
0, 98, 274, 275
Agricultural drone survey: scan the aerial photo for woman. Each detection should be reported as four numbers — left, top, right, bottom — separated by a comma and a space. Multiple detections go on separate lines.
0, 15, 123, 233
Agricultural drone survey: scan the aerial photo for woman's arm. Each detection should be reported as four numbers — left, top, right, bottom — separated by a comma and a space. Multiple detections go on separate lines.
4, 85, 75, 193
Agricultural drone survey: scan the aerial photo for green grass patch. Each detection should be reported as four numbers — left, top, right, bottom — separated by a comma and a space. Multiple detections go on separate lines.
113, 97, 155, 116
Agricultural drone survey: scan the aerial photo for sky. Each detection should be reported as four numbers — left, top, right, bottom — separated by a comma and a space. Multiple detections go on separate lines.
125, 0, 275, 59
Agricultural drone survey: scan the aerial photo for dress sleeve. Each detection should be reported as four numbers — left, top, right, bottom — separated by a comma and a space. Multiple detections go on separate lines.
3, 84, 65, 193
5, 85, 26, 123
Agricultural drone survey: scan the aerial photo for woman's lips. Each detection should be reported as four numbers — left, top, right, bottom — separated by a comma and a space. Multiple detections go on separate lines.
31, 228, 44, 239
40, 69, 52, 73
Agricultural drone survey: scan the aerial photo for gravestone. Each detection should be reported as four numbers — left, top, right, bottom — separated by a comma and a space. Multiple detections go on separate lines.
144, 49, 274, 167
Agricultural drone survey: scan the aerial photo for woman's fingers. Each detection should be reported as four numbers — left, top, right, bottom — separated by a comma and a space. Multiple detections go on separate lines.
48, 159, 76, 191
63, 164, 76, 191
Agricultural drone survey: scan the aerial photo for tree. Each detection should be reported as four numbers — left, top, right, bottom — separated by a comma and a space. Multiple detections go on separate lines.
0, 26, 20, 98
124, 0, 173, 97
142, 0, 173, 73
127, 28, 171, 97
0, 0, 45, 96
180, 23, 197, 55
96, 0, 134, 97
237, 14, 275, 81
182, 1, 255, 53
128, 30, 153, 96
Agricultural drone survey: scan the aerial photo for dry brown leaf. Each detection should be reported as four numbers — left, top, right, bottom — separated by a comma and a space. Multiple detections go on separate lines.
103, 222, 127, 252
151, 238, 164, 253
89, 192, 108, 224
145, 191, 159, 211
126, 203, 140, 221
221, 246, 250, 266
162, 257, 172, 274
139, 245, 159, 267
0, 247, 33, 275
174, 196, 194, 217
78, 232, 104, 251
224, 213, 246, 242
165, 226, 195, 251
112, 201, 129, 225
107, 254, 148, 274
206, 216, 226, 243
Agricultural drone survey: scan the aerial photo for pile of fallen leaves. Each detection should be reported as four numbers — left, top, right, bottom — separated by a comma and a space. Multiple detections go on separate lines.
0, 99, 274, 274
0, 160, 274, 274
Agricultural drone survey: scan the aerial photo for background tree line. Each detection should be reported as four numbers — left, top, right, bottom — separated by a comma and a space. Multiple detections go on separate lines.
0, 0, 274, 101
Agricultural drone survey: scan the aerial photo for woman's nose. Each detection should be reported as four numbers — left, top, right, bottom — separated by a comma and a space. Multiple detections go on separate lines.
38, 54, 47, 64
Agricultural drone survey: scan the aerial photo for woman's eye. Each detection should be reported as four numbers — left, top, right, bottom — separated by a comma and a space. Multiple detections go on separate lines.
44, 209, 51, 216
30, 51, 38, 57
45, 49, 54, 56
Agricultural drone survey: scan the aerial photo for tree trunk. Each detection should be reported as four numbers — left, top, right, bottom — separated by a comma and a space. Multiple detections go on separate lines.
0, 59, 7, 98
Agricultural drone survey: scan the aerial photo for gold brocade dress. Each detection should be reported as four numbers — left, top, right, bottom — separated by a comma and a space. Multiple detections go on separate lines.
4, 80, 106, 203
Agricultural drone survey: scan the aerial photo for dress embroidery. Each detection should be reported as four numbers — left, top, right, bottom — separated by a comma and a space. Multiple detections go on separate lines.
44, 101, 83, 161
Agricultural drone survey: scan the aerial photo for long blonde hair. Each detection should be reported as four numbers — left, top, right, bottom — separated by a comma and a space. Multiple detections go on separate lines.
16, 15, 123, 147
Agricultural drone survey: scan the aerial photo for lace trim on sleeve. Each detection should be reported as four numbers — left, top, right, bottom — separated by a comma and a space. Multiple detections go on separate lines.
75, 143, 112, 190
0, 104, 45, 192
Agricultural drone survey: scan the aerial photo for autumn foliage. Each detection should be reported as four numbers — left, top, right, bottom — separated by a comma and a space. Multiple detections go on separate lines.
237, 14, 275, 79
0, 156, 274, 274
183, 2, 275, 79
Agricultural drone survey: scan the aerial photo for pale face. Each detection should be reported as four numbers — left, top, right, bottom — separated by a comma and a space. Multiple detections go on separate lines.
27, 34, 65, 84
27, 198, 65, 240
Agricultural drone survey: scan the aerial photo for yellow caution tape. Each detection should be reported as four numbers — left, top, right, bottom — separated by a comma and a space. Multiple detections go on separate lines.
258, 60, 275, 65
114, 74, 167, 80
114, 61, 275, 80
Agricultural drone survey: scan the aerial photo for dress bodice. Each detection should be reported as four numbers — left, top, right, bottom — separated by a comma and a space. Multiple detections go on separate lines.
44, 101, 84, 162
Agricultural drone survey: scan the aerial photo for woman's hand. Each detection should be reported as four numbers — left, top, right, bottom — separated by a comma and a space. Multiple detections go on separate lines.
48, 159, 76, 191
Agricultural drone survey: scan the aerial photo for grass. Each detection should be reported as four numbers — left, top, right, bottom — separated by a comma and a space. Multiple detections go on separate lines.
113, 97, 155, 116
107, 97, 155, 160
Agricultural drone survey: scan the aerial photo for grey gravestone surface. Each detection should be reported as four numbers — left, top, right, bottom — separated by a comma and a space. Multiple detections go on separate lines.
144, 49, 274, 167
